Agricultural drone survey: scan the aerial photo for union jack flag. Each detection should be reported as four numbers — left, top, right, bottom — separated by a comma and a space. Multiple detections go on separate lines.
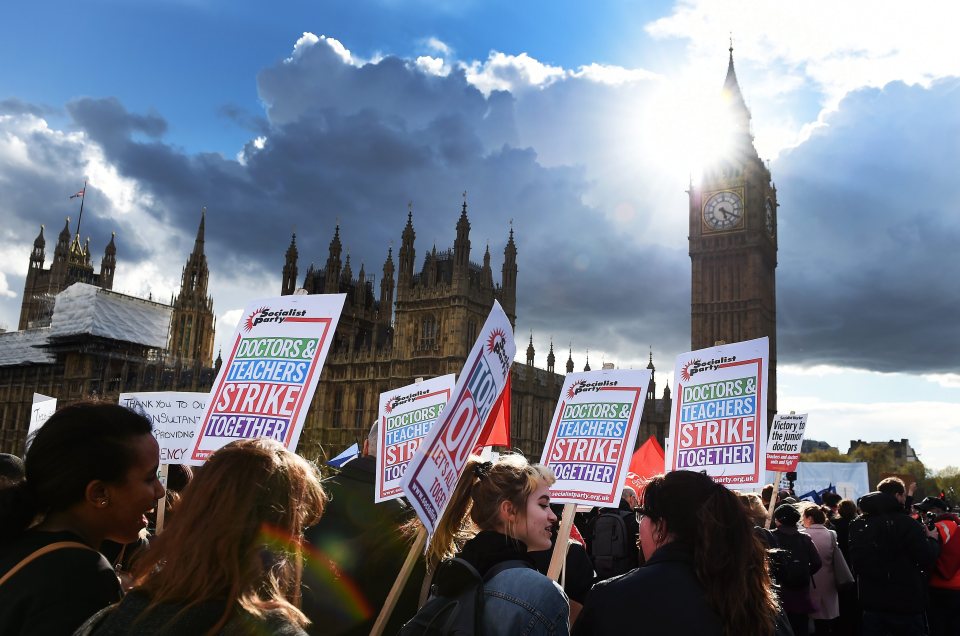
69, 189, 85, 199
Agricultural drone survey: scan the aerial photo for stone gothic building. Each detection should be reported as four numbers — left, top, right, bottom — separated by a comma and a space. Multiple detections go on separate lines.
282, 200, 672, 461
168, 211, 216, 367
18, 218, 116, 330
0, 211, 217, 454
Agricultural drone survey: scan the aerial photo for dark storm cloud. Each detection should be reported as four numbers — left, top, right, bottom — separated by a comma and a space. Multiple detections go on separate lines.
16, 36, 955, 375
67, 97, 166, 145
0, 98, 53, 117
40, 37, 685, 359
775, 78, 960, 373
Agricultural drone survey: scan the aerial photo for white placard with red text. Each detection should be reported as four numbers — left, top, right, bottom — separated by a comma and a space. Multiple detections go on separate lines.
190, 294, 345, 462
120, 392, 208, 466
765, 413, 807, 472
400, 301, 515, 535
376, 375, 455, 503
667, 337, 769, 489
540, 369, 650, 506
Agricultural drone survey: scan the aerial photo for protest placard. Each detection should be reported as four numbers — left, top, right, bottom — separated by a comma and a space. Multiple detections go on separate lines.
25, 393, 56, 452
540, 369, 650, 506
667, 337, 769, 489
376, 374, 455, 503
765, 413, 807, 472
400, 301, 515, 535
120, 392, 208, 465
190, 294, 345, 461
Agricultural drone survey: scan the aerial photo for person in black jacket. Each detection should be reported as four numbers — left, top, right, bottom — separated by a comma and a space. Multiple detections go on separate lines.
771, 503, 822, 636
301, 421, 423, 636
574, 471, 783, 636
0, 402, 164, 635
849, 477, 940, 636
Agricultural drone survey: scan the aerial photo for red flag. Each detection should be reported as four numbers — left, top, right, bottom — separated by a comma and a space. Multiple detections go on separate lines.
69, 188, 85, 199
625, 435, 665, 497
474, 373, 511, 451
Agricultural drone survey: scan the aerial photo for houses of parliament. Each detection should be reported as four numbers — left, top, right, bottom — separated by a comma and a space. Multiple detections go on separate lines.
0, 47, 775, 460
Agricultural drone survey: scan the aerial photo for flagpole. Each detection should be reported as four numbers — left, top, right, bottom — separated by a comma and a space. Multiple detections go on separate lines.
75, 179, 87, 240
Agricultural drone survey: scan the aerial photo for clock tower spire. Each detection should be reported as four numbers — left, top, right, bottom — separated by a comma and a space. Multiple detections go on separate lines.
689, 44, 779, 419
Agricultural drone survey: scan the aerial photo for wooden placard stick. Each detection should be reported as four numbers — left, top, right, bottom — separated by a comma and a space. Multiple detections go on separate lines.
547, 502, 576, 581
370, 526, 427, 636
764, 470, 781, 530
155, 464, 170, 534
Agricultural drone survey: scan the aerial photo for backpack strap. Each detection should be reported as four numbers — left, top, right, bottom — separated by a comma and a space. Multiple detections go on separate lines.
0, 541, 94, 588
482, 559, 532, 583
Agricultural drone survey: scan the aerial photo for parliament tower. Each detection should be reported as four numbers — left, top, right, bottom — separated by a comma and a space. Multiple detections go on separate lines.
168, 210, 216, 366
689, 45, 779, 418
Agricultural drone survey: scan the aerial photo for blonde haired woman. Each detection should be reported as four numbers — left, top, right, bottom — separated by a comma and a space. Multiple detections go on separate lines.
87, 438, 327, 636
420, 453, 569, 636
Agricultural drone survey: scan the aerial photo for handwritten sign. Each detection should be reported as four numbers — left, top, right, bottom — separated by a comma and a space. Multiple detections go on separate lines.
376, 375, 455, 503
120, 392, 208, 465
190, 294, 345, 461
765, 413, 807, 472
667, 337, 769, 488
540, 369, 650, 506
25, 393, 57, 452
400, 301, 514, 535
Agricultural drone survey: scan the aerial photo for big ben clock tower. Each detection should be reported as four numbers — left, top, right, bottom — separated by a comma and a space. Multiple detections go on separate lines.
689, 44, 778, 418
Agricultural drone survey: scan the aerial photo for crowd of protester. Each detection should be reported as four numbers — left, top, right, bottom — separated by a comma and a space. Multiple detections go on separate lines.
1, 401, 958, 635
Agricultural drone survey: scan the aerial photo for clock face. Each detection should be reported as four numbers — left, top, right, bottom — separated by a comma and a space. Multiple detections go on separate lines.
702, 191, 744, 231
765, 199, 775, 237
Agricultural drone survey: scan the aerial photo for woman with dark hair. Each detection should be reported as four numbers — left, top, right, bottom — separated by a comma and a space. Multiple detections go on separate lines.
87, 438, 327, 635
0, 401, 164, 634
574, 470, 783, 636
417, 453, 569, 635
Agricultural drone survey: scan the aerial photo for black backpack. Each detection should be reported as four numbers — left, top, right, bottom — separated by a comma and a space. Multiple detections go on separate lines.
590, 509, 634, 580
398, 558, 529, 636
847, 515, 898, 579
771, 531, 811, 589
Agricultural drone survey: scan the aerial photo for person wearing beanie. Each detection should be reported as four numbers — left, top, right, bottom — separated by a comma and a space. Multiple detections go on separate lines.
771, 504, 822, 636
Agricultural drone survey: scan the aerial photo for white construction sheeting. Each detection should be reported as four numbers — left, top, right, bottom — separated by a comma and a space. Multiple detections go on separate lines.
48, 283, 171, 349
0, 329, 56, 366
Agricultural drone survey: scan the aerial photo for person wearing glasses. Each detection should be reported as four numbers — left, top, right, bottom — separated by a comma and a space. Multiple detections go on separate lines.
573, 470, 785, 636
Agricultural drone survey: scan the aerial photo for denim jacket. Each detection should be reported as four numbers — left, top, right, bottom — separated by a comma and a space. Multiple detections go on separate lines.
481, 565, 570, 636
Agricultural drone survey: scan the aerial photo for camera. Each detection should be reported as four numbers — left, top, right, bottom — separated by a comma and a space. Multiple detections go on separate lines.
924, 511, 938, 532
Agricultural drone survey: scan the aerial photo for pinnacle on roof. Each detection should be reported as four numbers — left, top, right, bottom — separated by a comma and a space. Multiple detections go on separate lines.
721, 40, 752, 133
104, 232, 117, 255
286, 232, 298, 258
647, 347, 655, 370
59, 217, 71, 241
34, 225, 45, 248
194, 207, 206, 252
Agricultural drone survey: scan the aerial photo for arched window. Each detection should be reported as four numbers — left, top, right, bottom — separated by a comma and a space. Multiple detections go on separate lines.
420, 315, 437, 349
354, 388, 366, 428
466, 319, 477, 346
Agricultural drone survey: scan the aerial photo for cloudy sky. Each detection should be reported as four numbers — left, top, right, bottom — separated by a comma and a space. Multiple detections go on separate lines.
1, 0, 958, 469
